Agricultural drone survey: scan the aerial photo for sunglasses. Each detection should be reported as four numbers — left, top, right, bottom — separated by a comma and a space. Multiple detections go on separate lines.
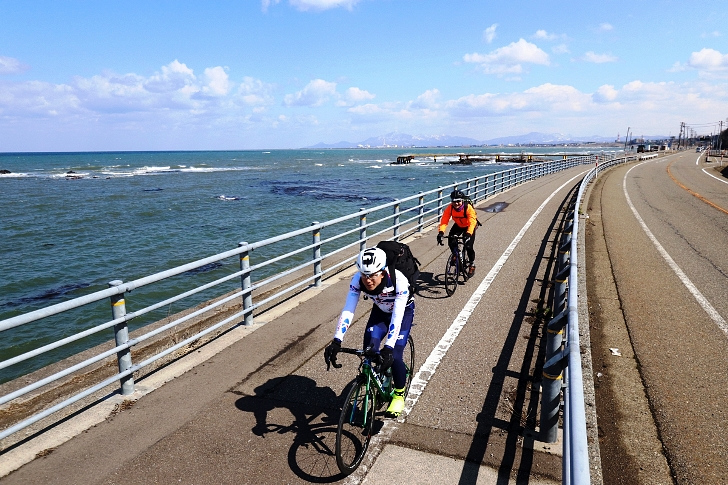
452, 199, 463, 204
361, 271, 383, 280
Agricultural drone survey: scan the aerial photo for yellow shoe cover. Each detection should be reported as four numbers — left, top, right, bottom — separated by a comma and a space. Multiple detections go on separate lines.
386, 388, 406, 417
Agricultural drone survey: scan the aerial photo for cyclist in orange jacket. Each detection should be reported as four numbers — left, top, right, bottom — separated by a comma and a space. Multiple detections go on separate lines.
437, 189, 479, 276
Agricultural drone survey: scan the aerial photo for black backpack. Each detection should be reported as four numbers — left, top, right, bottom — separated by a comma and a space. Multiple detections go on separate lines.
461, 196, 483, 228
376, 240, 421, 295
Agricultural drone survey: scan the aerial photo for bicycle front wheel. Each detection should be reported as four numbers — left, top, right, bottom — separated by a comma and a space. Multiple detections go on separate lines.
336, 378, 376, 475
404, 334, 415, 396
444, 254, 458, 296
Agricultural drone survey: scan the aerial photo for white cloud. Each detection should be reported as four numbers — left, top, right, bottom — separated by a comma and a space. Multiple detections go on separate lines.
203, 66, 230, 96
701, 31, 721, 38
410, 89, 440, 109
283, 79, 338, 107
552, 44, 570, 55
598, 23, 614, 32
337, 86, 375, 106
581, 51, 618, 63
0, 56, 29, 75
688, 48, 728, 72
593, 84, 619, 102
483, 24, 498, 44
261, 0, 280, 12
236, 76, 275, 107
464, 39, 550, 76
0, 60, 278, 122
264, 0, 360, 12
443, 83, 590, 116
533, 30, 558, 41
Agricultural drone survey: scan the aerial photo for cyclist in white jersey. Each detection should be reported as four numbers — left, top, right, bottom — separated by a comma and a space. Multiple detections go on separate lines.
324, 247, 414, 417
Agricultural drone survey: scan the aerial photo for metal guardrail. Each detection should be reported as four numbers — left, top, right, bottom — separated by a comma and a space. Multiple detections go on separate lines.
0, 156, 594, 448
540, 152, 640, 484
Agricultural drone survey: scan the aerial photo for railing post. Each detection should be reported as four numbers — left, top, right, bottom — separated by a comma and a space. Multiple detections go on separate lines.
359, 208, 367, 251
437, 187, 444, 217
393, 200, 400, 240
417, 192, 424, 232
540, 345, 566, 443
312, 221, 322, 287
108, 280, 134, 395
238, 242, 253, 326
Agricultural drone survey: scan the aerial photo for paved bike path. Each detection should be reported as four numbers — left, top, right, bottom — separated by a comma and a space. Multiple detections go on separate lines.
1, 166, 590, 484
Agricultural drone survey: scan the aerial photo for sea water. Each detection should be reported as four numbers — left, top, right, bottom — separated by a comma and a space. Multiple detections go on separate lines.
0, 147, 606, 381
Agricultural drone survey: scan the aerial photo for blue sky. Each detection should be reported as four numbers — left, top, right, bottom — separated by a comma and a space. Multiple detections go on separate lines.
1, 0, 727, 151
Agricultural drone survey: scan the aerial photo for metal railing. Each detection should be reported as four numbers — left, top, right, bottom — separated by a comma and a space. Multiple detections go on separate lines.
540, 152, 639, 484
0, 156, 594, 446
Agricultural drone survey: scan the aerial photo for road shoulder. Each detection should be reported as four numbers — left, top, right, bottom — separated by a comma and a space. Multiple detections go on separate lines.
583, 167, 674, 485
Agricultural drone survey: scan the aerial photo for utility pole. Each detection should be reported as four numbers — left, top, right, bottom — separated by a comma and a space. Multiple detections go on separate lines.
624, 127, 631, 151
677, 122, 684, 149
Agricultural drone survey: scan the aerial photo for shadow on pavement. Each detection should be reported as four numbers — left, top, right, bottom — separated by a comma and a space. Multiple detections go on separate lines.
414, 270, 451, 300
458, 185, 576, 484
234, 375, 347, 483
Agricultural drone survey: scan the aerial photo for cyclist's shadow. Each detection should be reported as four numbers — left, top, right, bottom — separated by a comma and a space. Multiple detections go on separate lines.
413, 271, 450, 299
234, 375, 348, 483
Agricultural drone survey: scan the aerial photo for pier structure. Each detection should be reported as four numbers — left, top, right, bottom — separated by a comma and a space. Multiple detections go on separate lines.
395, 152, 600, 165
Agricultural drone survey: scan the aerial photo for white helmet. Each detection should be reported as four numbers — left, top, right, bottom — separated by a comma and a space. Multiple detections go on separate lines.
357, 247, 387, 276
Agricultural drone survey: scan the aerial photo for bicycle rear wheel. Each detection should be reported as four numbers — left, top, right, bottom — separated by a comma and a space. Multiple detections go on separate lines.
444, 253, 459, 296
336, 378, 376, 475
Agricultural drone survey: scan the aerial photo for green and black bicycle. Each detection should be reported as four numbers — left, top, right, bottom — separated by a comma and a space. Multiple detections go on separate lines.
328, 335, 415, 475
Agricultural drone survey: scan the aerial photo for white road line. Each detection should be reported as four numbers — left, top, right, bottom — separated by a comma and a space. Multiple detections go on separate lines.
624, 163, 728, 337
345, 170, 587, 484
702, 167, 728, 185
402, 170, 587, 416
697, 151, 728, 184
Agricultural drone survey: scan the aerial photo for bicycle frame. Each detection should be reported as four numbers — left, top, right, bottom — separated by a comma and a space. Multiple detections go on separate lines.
342, 349, 392, 405
442, 235, 470, 296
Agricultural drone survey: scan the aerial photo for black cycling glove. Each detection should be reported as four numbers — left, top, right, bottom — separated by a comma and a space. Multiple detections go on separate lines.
324, 339, 341, 370
380, 346, 394, 371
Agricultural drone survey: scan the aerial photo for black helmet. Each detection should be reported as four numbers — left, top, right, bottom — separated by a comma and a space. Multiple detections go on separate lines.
450, 189, 465, 201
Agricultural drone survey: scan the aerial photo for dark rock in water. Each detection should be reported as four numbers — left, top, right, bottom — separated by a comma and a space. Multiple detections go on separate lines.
0, 169, 10, 174
67, 170, 77, 174
183, 262, 224, 275
3, 282, 92, 308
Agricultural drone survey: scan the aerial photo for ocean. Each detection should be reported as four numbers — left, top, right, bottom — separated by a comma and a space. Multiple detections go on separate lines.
0, 147, 609, 381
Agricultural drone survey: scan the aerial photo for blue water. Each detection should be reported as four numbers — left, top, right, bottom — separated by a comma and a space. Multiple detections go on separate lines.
0, 147, 607, 381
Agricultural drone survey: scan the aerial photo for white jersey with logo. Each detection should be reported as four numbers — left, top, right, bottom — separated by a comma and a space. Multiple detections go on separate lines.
334, 269, 410, 348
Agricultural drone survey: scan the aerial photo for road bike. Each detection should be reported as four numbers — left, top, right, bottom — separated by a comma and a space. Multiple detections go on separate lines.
442, 235, 472, 296
328, 335, 415, 475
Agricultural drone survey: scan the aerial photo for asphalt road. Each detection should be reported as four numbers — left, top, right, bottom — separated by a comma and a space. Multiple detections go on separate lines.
585, 150, 728, 484
2, 165, 596, 484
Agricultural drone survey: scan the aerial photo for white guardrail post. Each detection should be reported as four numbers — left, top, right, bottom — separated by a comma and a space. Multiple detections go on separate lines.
312, 222, 322, 287
359, 208, 367, 250
238, 242, 254, 326
417, 192, 425, 232
108, 280, 134, 395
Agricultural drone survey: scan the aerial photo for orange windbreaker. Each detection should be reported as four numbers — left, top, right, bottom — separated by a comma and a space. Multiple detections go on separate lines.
438, 203, 478, 235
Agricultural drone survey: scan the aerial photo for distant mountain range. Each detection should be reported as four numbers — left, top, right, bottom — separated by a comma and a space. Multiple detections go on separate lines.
305, 131, 666, 149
